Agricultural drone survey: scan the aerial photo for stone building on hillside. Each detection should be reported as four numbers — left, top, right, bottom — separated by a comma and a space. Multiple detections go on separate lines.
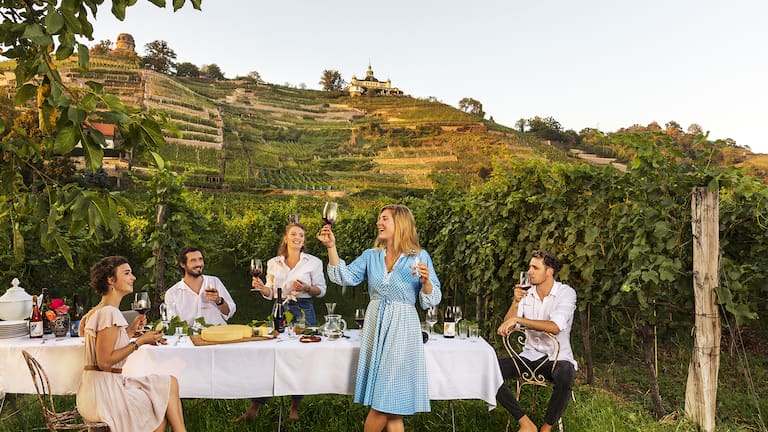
345, 63, 402, 97
112, 33, 137, 58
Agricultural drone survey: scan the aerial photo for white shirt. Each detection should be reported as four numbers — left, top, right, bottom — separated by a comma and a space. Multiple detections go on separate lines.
261, 253, 327, 300
517, 281, 578, 370
165, 275, 236, 326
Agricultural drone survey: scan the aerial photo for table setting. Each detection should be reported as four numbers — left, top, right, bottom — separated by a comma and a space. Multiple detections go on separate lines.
1, 317, 503, 408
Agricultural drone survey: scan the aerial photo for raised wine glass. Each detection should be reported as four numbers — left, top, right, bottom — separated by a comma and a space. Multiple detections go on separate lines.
519, 271, 532, 290
322, 202, 338, 225
408, 248, 421, 278
425, 306, 438, 335
354, 308, 366, 329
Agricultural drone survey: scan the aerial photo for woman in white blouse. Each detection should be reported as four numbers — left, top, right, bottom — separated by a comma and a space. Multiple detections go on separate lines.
235, 222, 326, 422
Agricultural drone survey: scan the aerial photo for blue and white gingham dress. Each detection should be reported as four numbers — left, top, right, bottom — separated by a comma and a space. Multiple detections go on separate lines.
328, 248, 441, 415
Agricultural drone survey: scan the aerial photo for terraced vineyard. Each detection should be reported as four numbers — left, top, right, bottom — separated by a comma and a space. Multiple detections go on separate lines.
1, 56, 562, 194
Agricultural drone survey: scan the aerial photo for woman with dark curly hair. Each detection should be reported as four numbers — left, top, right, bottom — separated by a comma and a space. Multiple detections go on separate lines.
76, 256, 187, 432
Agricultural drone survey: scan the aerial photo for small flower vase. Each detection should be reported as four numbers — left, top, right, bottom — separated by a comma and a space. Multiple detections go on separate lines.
53, 313, 70, 337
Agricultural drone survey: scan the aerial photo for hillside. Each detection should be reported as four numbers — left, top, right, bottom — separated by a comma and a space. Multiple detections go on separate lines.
1, 56, 571, 195
16, 56, 763, 191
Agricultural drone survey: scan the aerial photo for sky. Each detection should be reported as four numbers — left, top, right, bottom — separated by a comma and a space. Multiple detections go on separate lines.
87, 0, 768, 154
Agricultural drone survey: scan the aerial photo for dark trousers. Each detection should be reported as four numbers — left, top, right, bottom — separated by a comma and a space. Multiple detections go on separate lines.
496, 355, 575, 425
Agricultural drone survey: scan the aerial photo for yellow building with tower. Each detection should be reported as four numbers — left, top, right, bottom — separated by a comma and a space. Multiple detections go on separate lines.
346, 63, 402, 97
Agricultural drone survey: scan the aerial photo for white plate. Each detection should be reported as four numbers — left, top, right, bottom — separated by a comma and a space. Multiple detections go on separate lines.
0, 320, 27, 326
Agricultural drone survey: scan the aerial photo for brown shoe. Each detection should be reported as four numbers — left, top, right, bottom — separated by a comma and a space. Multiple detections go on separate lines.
232, 401, 260, 422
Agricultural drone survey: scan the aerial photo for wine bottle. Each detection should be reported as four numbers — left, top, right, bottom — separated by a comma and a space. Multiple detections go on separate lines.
443, 303, 456, 339
69, 293, 83, 337
40, 288, 52, 335
272, 288, 286, 333
29, 295, 44, 338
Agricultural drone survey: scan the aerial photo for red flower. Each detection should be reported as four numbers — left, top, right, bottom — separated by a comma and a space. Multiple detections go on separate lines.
49, 298, 70, 316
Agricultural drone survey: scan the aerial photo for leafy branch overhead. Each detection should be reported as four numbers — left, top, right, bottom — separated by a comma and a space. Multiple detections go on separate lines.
0, 0, 202, 267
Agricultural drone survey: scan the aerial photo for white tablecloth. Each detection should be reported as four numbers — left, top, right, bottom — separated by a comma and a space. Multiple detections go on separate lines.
0, 330, 503, 408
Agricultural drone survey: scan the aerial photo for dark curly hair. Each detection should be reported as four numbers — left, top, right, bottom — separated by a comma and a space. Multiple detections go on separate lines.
90, 256, 130, 295
531, 250, 561, 275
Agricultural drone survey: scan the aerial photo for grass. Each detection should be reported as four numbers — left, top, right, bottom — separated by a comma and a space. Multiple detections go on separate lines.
0, 383, 739, 432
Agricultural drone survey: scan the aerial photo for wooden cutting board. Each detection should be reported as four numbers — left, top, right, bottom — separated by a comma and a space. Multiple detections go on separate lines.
189, 335, 274, 346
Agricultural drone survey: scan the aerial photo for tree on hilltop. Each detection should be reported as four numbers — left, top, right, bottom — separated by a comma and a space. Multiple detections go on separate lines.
90, 40, 113, 56
319, 69, 345, 91
142, 40, 177, 74
202, 64, 225, 80
458, 97, 485, 118
176, 62, 200, 78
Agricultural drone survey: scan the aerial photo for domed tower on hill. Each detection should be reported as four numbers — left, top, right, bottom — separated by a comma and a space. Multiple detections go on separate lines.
113, 33, 136, 56
345, 62, 403, 97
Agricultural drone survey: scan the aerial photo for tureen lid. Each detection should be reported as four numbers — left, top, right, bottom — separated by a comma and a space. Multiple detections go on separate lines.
0, 278, 33, 302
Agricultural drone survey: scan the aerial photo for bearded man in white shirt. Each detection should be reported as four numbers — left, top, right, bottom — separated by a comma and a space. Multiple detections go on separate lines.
165, 246, 236, 326
496, 250, 577, 432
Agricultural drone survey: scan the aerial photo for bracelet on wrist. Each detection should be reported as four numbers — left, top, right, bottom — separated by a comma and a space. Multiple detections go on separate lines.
216, 297, 225, 306
129, 341, 139, 351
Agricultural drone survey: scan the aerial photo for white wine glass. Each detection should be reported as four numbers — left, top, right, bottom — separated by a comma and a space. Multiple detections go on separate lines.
454, 305, 463, 325
408, 249, 421, 278
425, 306, 438, 335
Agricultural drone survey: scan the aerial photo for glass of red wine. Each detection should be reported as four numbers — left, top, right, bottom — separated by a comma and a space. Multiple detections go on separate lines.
519, 271, 532, 290
249, 259, 263, 291
322, 202, 338, 225
132, 292, 151, 315
354, 308, 365, 329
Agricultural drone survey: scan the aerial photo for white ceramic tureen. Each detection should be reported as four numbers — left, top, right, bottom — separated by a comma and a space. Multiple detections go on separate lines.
0, 278, 34, 320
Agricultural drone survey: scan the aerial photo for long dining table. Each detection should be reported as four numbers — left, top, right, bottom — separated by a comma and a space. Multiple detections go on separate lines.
0, 329, 504, 409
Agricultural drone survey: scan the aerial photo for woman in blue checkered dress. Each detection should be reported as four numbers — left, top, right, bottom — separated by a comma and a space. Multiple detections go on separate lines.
318, 204, 441, 431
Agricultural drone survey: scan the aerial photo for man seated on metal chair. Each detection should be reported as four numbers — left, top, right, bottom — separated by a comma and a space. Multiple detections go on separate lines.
496, 250, 577, 432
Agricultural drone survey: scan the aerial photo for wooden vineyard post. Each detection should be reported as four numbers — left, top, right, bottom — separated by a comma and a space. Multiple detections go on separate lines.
153, 203, 168, 317
685, 187, 720, 432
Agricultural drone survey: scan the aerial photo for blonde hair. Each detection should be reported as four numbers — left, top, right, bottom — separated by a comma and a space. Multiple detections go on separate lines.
373, 204, 421, 256
277, 223, 306, 257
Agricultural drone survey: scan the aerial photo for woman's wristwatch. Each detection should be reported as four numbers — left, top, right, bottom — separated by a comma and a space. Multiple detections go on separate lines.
216, 297, 225, 306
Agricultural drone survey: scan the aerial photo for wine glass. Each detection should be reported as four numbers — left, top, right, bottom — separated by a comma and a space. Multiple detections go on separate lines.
249, 259, 263, 291
250, 259, 263, 279
519, 271, 532, 290
322, 202, 338, 225
325, 302, 337, 315
354, 308, 366, 329
408, 249, 421, 278
454, 306, 463, 326
425, 306, 438, 335
132, 292, 151, 315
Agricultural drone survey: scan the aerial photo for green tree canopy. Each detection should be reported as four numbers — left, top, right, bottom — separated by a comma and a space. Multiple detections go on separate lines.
458, 97, 485, 118
202, 63, 225, 80
141, 40, 177, 74
175, 61, 200, 78
90, 40, 113, 56
319, 69, 344, 91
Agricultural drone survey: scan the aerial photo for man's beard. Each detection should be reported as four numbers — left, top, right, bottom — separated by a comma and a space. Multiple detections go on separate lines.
186, 267, 203, 278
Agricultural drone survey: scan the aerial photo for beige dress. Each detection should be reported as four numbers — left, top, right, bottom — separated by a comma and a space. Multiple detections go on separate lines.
76, 306, 171, 432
